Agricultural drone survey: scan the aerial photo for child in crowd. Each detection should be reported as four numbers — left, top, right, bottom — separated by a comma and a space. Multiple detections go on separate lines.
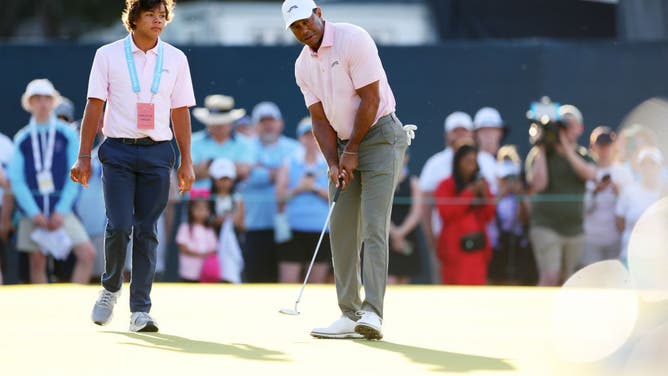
209, 158, 244, 283
176, 188, 218, 282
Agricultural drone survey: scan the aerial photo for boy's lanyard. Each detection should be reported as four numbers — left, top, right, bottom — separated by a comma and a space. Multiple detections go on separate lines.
29, 116, 56, 216
124, 34, 164, 103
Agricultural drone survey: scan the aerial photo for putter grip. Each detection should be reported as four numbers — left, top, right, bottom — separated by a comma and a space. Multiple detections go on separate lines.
332, 178, 343, 202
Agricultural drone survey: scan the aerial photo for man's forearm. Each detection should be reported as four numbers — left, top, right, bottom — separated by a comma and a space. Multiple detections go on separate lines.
172, 107, 192, 163
78, 99, 104, 156
528, 149, 548, 193
1, 190, 14, 224
312, 119, 339, 167
565, 148, 597, 181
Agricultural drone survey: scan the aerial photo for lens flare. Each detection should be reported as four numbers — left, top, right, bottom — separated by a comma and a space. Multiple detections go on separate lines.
627, 198, 668, 302
550, 260, 637, 363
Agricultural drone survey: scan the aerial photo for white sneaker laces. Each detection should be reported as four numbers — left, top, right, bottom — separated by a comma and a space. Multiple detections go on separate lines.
97, 290, 116, 306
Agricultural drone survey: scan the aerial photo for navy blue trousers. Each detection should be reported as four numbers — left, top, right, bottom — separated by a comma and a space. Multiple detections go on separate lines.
98, 138, 174, 313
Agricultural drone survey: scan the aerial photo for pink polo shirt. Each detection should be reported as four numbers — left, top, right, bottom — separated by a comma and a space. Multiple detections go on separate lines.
87, 36, 196, 141
294, 22, 396, 140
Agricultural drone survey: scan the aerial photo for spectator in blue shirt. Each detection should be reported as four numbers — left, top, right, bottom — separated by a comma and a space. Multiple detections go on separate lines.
8, 79, 95, 284
240, 101, 301, 282
276, 117, 331, 283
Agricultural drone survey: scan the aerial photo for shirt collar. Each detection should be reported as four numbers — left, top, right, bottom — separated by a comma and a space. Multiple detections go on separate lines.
129, 34, 161, 55
310, 21, 334, 56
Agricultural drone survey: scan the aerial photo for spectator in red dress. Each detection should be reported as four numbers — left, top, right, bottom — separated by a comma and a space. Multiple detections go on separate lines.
434, 143, 495, 285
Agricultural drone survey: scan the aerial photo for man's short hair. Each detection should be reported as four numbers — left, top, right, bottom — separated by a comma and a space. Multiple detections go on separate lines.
122, 0, 175, 32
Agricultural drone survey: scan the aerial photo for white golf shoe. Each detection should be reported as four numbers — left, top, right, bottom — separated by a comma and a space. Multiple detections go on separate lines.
354, 311, 383, 340
91, 289, 120, 326
129, 312, 159, 333
310, 316, 363, 339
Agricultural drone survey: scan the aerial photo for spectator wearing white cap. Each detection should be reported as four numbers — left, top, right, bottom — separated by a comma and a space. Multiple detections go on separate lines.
239, 101, 300, 283
473, 107, 505, 190
8, 79, 96, 284
615, 146, 666, 264
275, 117, 331, 284
208, 158, 244, 283
418, 112, 472, 255
191, 94, 254, 189
473, 107, 505, 252
525, 104, 596, 286
473, 107, 505, 157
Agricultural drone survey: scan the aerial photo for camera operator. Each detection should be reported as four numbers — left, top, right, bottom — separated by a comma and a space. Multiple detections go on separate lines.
525, 104, 596, 286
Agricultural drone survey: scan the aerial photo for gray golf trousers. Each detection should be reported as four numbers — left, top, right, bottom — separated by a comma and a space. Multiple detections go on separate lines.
329, 112, 408, 320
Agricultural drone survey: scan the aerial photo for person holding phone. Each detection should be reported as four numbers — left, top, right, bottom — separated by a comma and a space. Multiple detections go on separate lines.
434, 142, 495, 285
581, 126, 624, 267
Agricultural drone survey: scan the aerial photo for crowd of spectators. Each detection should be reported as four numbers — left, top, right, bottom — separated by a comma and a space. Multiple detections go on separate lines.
0, 78, 664, 286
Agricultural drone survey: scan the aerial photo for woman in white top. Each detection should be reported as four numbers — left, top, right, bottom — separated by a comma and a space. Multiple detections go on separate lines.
615, 147, 665, 263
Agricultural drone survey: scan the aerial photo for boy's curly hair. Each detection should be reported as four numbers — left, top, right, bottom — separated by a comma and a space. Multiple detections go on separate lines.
122, 0, 175, 32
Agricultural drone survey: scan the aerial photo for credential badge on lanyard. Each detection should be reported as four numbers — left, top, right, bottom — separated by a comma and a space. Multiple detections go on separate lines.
30, 116, 57, 216
124, 35, 164, 130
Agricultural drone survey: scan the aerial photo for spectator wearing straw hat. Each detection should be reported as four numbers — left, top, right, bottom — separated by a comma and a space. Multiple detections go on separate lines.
191, 94, 254, 189
9, 78, 96, 284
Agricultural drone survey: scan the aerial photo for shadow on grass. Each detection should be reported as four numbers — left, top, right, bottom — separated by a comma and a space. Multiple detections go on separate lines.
356, 340, 515, 373
105, 331, 290, 362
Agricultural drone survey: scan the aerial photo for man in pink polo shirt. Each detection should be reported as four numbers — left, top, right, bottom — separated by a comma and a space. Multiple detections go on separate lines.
70, 0, 196, 332
283, 0, 414, 340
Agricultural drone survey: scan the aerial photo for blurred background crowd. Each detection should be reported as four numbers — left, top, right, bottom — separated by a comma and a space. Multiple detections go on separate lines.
1, 0, 668, 286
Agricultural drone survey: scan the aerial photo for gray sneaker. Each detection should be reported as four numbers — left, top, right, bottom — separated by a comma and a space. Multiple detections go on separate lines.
91, 289, 120, 326
130, 312, 159, 333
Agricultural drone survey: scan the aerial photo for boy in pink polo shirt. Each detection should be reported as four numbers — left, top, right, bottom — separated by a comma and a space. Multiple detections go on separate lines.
70, 0, 196, 333
283, 0, 415, 340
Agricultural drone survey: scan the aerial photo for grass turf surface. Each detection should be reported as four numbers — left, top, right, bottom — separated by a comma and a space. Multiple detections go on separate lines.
0, 284, 649, 375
